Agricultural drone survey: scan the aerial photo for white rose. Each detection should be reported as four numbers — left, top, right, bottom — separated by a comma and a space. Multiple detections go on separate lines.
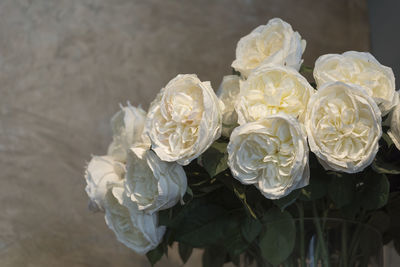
232, 18, 306, 77
145, 74, 223, 165
125, 146, 187, 214
84, 156, 125, 211
108, 103, 149, 162
314, 51, 397, 115
217, 75, 241, 137
236, 65, 315, 125
305, 82, 382, 173
227, 115, 309, 199
388, 92, 400, 150
104, 184, 165, 255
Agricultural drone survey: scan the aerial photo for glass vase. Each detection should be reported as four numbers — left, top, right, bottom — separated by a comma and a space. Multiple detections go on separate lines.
244, 218, 383, 267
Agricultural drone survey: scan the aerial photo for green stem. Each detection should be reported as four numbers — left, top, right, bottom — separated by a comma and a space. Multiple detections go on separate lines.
341, 221, 348, 267
314, 238, 321, 266
296, 202, 306, 267
312, 202, 330, 267
348, 209, 368, 266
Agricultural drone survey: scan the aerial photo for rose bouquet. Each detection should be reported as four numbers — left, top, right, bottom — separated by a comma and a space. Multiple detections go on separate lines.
84, 18, 400, 266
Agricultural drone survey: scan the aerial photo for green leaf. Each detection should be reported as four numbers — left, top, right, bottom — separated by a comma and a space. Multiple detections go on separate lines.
299, 174, 330, 201
241, 216, 262, 243
368, 211, 391, 234
382, 132, 395, 148
394, 238, 400, 255
387, 193, 400, 227
359, 224, 383, 257
158, 204, 184, 228
232, 68, 241, 77
217, 172, 258, 219
361, 171, 390, 210
182, 186, 193, 204
299, 154, 330, 201
224, 224, 249, 257
173, 202, 230, 247
372, 157, 400, 175
273, 189, 300, 211
158, 209, 170, 226
259, 208, 296, 266
300, 64, 313, 73
233, 185, 258, 219
184, 160, 210, 183
146, 244, 164, 266
202, 246, 226, 267
230, 254, 241, 267
328, 173, 355, 208
202, 141, 229, 178
341, 197, 361, 220
178, 243, 193, 264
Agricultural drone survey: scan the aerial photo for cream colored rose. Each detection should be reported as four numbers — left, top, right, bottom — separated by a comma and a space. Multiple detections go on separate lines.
125, 146, 187, 214
314, 51, 397, 115
232, 18, 306, 77
236, 65, 315, 125
84, 156, 125, 211
217, 75, 241, 137
306, 82, 382, 173
388, 92, 400, 150
108, 104, 149, 162
227, 115, 309, 199
104, 183, 165, 255
145, 74, 223, 165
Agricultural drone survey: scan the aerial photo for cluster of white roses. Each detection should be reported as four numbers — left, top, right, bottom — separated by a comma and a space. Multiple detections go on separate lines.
85, 18, 400, 254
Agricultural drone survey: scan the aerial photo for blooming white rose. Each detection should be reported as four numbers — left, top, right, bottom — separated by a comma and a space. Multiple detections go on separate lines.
232, 18, 306, 77
388, 92, 400, 150
84, 156, 125, 211
314, 51, 397, 115
125, 146, 187, 214
104, 183, 165, 255
227, 115, 309, 199
305, 82, 382, 173
145, 74, 223, 165
236, 65, 315, 125
217, 75, 241, 137
108, 103, 149, 162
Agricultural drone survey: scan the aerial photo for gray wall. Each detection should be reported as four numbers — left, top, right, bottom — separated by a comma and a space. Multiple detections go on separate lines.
369, 0, 400, 83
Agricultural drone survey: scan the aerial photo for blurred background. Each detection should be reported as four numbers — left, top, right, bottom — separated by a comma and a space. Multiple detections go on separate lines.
0, 0, 399, 266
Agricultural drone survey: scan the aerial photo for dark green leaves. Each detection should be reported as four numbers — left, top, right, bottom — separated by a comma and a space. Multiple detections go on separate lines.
146, 244, 164, 266
360, 171, 389, 210
273, 189, 300, 211
174, 203, 228, 247
299, 174, 329, 201
241, 216, 262, 243
178, 243, 193, 264
383, 193, 400, 250
259, 208, 296, 266
233, 185, 258, 219
224, 223, 249, 257
372, 157, 400, 175
328, 173, 355, 208
232, 68, 241, 77
368, 211, 390, 234
201, 140, 229, 178
202, 246, 226, 267
299, 64, 313, 73
299, 154, 330, 201
372, 133, 400, 174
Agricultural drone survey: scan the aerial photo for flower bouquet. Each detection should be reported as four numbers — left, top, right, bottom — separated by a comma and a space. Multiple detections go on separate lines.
84, 18, 400, 266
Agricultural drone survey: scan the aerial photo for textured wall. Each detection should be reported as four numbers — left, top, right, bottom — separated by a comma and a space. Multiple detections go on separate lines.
0, 0, 370, 266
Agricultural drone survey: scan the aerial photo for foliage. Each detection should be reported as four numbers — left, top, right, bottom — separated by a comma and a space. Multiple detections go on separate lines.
145, 130, 400, 267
